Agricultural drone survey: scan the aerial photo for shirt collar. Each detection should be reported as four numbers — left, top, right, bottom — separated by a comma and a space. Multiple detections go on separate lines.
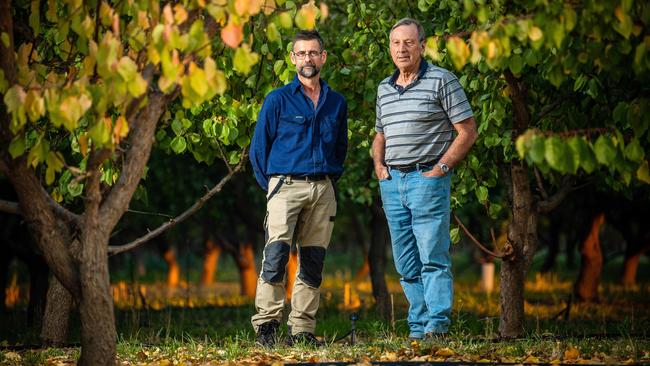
290, 75, 329, 95
389, 59, 428, 87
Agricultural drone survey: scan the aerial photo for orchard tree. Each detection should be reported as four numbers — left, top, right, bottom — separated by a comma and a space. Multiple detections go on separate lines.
0, 0, 328, 364
320, 0, 649, 337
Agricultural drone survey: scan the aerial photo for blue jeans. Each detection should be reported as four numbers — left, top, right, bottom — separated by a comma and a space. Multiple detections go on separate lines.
379, 168, 453, 337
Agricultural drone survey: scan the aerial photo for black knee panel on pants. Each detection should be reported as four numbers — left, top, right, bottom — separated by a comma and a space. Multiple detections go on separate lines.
298, 246, 326, 287
262, 241, 290, 283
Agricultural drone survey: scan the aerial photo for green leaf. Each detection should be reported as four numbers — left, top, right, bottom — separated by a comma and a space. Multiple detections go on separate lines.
594, 135, 617, 166
450, 227, 460, 244
613, 102, 628, 123
171, 119, 184, 135
637, 161, 650, 184
67, 181, 83, 197
170, 136, 187, 153
267, 23, 281, 43
8, 136, 26, 158
0, 32, 9, 47
476, 185, 488, 203
624, 139, 644, 162
544, 136, 565, 172
528, 135, 545, 164
3, 85, 27, 134
29, 0, 40, 36
509, 54, 524, 74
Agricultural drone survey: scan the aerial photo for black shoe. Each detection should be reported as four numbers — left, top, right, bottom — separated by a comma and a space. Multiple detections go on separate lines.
286, 332, 324, 347
256, 320, 280, 348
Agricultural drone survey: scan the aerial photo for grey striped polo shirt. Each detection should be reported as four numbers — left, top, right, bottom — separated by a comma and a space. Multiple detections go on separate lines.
375, 62, 473, 166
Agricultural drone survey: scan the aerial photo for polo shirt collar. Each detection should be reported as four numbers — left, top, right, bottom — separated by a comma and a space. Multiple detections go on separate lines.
389, 59, 428, 87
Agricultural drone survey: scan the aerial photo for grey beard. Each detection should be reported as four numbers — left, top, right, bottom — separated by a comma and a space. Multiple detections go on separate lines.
298, 64, 320, 78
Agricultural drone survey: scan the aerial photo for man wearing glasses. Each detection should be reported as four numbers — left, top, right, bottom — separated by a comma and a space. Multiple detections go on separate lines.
250, 30, 348, 347
373, 18, 477, 340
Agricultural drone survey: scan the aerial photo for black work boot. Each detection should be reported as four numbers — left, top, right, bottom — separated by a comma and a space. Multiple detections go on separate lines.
256, 320, 280, 348
286, 332, 324, 347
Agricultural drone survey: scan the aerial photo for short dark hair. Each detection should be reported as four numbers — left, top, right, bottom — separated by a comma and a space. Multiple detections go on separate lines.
293, 29, 324, 50
390, 18, 425, 43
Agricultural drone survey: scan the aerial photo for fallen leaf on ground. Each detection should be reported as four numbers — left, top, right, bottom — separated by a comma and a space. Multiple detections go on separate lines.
564, 346, 580, 360
523, 355, 541, 363
435, 347, 455, 357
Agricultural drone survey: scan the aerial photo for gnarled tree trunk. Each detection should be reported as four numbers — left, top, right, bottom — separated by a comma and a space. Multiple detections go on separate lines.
201, 239, 222, 286
574, 213, 605, 302
41, 277, 73, 346
369, 200, 391, 319
285, 250, 298, 300
236, 241, 258, 298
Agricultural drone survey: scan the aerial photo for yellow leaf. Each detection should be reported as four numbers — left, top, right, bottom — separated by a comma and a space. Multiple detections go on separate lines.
188, 62, 208, 96
446, 36, 470, 70
204, 56, 227, 95
233, 43, 259, 75
221, 20, 243, 48
137, 10, 150, 29
528, 26, 543, 41
4, 85, 27, 134
381, 352, 398, 361
128, 74, 147, 97
424, 36, 440, 61
267, 23, 280, 42
295, 1, 317, 29
523, 355, 540, 363
45, 151, 64, 185
637, 160, 650, 184
564, 346, 580, 360
162, 3, 173, 24
173, 4, 188, 24
263, 0, 275, 15
435, 348, 455, 357
113, 116, 129, 144
278, 12, 293, 29
320, 3, 329, 20
25, 89, 45, 122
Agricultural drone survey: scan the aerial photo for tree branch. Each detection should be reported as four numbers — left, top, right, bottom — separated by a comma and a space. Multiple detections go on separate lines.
454, 214, 505, 258
99, 89, 168, 231
108, 149, 248, 255
0, 199, 20, 215
537, 179, 575, 214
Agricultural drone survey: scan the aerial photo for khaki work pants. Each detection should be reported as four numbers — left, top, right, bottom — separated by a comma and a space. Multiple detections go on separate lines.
251, 176, 337, 335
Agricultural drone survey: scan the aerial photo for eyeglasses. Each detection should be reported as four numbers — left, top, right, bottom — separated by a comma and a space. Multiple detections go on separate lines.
292, 50, 323, 59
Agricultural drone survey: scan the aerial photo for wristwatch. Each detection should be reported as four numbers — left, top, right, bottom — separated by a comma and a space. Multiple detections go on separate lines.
437, 163, 450, 175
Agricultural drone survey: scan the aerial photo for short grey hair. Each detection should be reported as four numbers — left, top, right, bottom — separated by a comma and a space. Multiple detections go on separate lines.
390, 18, 425, 43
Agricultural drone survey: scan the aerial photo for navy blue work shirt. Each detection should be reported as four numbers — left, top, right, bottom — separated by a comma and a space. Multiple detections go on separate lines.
250, 75, 348, 191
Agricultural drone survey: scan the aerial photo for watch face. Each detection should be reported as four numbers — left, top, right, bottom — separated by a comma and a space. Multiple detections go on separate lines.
440, 163, 449, 173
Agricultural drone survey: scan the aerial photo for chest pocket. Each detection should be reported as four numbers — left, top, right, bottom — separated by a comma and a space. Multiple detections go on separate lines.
280, 114, 307, 126
320, 116, 338, 144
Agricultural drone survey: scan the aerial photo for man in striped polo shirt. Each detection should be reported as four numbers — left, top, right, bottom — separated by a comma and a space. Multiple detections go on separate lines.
372, 18, 477, 340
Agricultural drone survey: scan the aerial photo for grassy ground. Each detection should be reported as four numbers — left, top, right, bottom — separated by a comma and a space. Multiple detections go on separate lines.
1, 251, 649, 365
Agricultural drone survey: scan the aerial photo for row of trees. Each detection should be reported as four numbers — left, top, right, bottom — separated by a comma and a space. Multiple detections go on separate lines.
1, 0, 649, 364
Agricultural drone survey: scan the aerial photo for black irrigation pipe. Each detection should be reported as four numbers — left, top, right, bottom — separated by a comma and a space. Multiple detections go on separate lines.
285, 363, 644, 366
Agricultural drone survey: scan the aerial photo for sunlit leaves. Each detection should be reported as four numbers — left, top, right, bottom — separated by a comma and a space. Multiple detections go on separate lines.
3, 85, 27, 134
295, 1, 318, 30
221, 21, 244, 48
233, 44, 260, 75
446, 36, 470, 70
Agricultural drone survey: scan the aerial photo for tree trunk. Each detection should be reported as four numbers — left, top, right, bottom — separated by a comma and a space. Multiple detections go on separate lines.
622, 242, 650, 287
200, 239, 222, 286
574, 213, 605, 302
354, 254, 370, 283
27, 256, 49, 327
78, 170, 116, 366
236, 241, 257, 298
499, 163, 537, 338
285, 249, 298, 300
41, 277, 73, 346
369, 200, 391, 319
163, 247, 180, 287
